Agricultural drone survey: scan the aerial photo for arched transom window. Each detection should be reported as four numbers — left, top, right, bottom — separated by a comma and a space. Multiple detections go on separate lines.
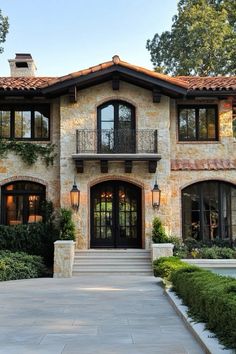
182, 181, 236, 242
1, 181, 46, 225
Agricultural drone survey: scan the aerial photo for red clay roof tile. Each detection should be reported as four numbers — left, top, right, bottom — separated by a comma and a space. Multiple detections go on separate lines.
0, 58, 236, 92
0, 77, 55, 91
171, 159, 236, 171
176, 76, 236, 91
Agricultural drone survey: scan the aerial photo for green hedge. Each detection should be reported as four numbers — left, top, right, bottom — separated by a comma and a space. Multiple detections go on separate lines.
154, 257, 236, 348
0, 223, 57, 266
0, 251, 46, 281
152, 256, 195, 280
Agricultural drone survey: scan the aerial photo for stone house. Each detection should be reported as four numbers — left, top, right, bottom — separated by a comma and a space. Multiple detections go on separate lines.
0, 53, 236, 251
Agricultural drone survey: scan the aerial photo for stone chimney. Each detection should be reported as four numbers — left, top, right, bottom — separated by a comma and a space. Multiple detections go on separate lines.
8, 53, 37, 77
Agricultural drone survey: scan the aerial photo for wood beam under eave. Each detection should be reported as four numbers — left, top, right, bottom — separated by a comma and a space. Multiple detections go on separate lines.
125, 160, 132, 173
112, 75, 120, 90
101, 160, 108, 173
153, 89, 161, 103
149, 160, 157, 173
68, 86, 77, 103
75, 160, 84, 173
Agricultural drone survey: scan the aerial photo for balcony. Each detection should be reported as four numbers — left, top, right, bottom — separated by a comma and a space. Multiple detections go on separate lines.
72, 129, 161, 173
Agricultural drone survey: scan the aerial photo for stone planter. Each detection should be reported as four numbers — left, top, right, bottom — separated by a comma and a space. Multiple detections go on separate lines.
151, 243, 174, 261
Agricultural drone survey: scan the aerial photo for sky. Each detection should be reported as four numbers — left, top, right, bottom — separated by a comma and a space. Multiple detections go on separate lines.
0, 0, 178, 77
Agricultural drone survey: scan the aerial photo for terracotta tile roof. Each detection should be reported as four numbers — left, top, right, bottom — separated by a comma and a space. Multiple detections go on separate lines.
42, 57, 188, 89
171, 159, 236, 171
0, 56, 236, 92
0, 77, 55, 91
176, 76, 236, 91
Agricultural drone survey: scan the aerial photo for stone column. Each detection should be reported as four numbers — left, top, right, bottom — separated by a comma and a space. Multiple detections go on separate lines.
53, 240, 75, 278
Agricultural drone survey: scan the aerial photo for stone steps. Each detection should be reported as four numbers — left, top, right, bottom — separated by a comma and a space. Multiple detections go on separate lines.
72, 249, 152, 275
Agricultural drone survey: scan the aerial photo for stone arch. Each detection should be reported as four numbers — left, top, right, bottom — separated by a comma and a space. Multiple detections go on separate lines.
88, 176, 146, 249
95, 96, 138, 111
180, 177, 236, 191
0, 176, 49, 198
89, 174, 146, 190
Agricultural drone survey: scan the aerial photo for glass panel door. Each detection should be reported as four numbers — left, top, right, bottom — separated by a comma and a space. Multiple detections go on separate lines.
91, 184, 114, 247
91, 181, 141, 248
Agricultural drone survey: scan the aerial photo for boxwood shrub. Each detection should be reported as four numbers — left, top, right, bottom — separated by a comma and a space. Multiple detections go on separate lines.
0, 251, 46, 281
0, 201, 77, 267
0, 223, 57, 266
152, 256, 196, 280
154, 256, 236, 348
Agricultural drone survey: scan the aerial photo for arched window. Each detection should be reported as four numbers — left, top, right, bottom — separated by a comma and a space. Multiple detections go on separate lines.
1, 181, 46, 225
182, 181, 236, 242
97, 100, 135, 153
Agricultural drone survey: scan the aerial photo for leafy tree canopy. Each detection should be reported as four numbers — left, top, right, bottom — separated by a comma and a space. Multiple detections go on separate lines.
146, 0, 236, 76
0, 9, 9, 54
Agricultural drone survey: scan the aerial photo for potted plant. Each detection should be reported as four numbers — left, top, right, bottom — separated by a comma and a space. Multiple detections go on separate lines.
151, 217, 174, 261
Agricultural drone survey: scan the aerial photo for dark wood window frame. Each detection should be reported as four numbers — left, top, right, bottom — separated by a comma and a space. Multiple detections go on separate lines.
1, 181, 46, 225
0, 104, 50, 141
97, 100, 136, 153
178, 104, 218, 142
182, 181, 236, 243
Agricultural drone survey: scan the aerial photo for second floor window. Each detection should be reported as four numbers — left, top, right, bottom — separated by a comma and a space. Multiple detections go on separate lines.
178, 105, 218, 141
0, 105, 50, 140
97, 100, 135, 153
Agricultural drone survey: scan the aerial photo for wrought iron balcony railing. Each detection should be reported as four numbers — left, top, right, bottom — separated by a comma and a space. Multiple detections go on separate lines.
76, 129, 158, 154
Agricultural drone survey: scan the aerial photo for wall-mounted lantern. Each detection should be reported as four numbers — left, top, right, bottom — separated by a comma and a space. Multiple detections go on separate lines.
152, 180, 161, 208
70, 178, 80, 211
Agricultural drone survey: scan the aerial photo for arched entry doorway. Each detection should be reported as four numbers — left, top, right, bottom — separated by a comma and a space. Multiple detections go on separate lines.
90, 180, 142, 248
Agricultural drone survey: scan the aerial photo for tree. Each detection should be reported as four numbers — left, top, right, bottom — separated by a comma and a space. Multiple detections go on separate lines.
0, 9, 9, 54
146, 0, 236, 76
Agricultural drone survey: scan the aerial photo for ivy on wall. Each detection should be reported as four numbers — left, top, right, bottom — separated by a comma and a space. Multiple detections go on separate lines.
0, 139, 56, 166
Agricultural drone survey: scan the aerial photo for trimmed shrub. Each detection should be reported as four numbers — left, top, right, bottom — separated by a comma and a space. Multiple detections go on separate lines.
152, 217, 169, 243
0, 222, 57, 266
152, 256, 192, 280
172, 267, 236, 348
0, 202, 77, 266
155, 257, 236, 348
198, 246, 236, 259
0, 251, 46, 281
58, 208, 75, 241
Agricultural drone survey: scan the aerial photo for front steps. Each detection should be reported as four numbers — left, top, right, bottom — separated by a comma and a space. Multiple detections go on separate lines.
72, 249, 152, 275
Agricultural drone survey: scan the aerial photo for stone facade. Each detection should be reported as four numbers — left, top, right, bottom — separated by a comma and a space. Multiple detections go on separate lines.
59, 81, 172, 249
0, 99, 61, 208
169, 97, 236, 238
0, 59, 235, 249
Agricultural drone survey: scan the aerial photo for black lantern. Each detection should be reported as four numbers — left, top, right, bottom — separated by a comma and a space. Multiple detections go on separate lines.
152, 180, 161, 208
70, 178, 80, 211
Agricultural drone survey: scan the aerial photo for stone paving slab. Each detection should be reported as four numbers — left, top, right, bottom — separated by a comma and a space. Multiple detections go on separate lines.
0, 276, 204, 354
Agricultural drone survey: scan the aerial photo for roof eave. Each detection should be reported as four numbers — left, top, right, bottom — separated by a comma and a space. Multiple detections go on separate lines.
186, 90, 236, 97
41, 66, 188, 97
0, 89, 45, 98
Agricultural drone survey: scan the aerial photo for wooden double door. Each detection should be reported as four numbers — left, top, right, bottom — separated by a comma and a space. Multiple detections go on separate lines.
91, 181, 142, 248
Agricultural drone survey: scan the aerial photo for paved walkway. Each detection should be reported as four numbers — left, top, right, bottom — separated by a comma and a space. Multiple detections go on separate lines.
0, 276, 204, 354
